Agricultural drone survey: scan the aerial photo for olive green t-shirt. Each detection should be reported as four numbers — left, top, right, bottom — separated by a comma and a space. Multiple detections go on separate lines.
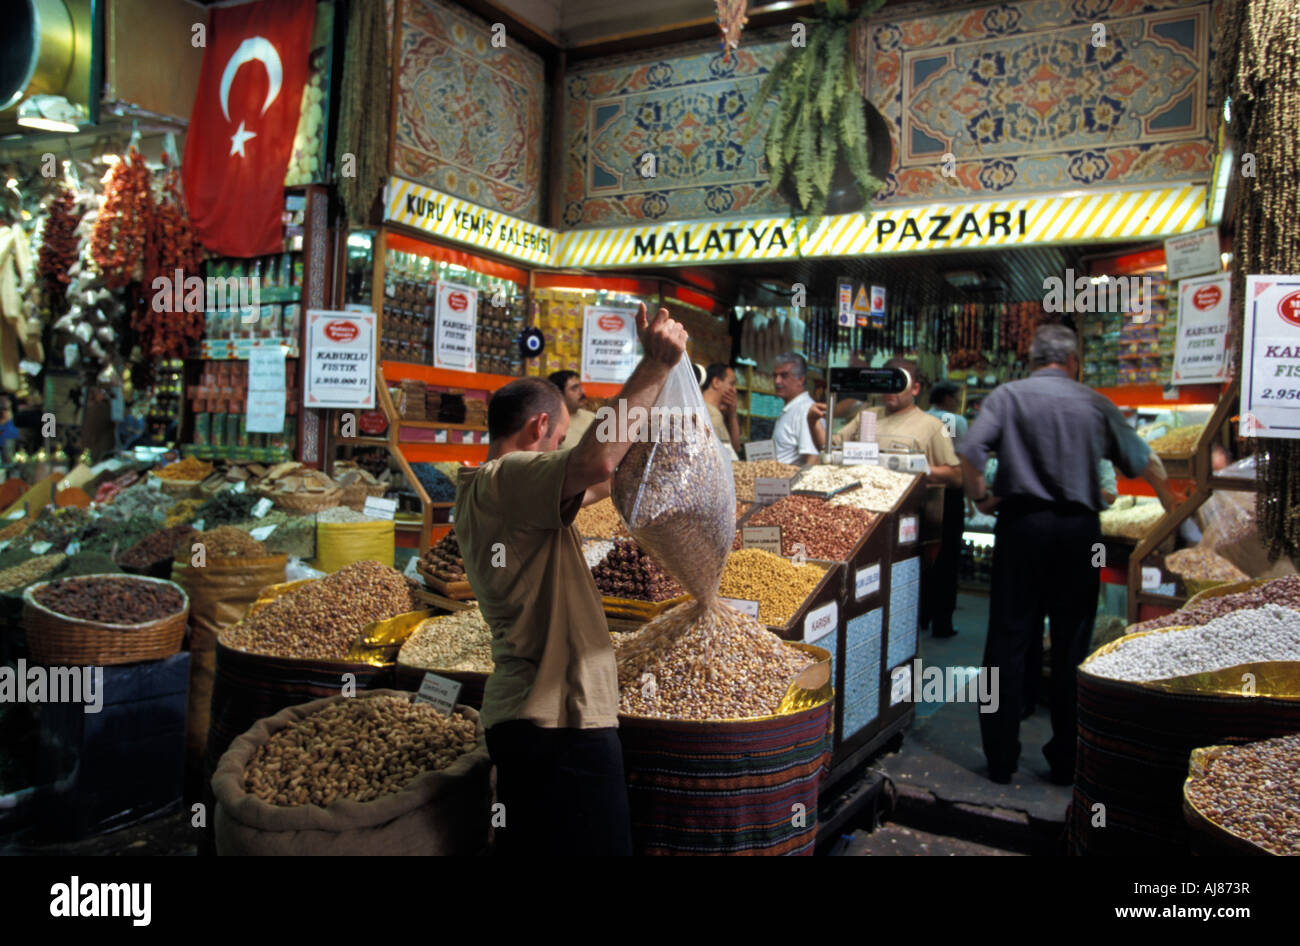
455, 448, 618, 730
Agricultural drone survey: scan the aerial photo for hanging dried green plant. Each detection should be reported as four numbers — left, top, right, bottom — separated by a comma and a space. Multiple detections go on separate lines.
748, 0, 885, 221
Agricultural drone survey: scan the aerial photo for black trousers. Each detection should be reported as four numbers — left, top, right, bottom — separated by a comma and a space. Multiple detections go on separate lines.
486, 720, 633, 856
981, 499, 1100, 776
921, 487, 966, 634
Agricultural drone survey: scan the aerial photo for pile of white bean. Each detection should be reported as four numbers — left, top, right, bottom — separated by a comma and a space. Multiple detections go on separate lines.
790, 464, 915, 512
1084, 605, 1300, 682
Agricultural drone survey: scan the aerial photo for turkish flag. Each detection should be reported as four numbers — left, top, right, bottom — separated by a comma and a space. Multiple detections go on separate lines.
182, 0, 315, 257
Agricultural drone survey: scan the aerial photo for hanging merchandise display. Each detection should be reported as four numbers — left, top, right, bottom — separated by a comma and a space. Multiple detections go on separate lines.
139, 158, 205, 360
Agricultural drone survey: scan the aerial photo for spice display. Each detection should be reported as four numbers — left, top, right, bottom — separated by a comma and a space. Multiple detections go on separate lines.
583, 539, 614, 569
573, 497, 629, 538
793, 464, 916, 512
90, 147, 152, 289
198, 526, 267, 558
718, 549, 826, 625
591, 539, 684, 602
1086, 606, 1300, 682
242, 695, 478, 807
409, 463, 457, 503
1164, 547, 1250, 584
98, 482, 174, 524
224, 560, 418, 660
613, 601, 815, 719
26, 507, 96, 548
195, 491, 260, 527
1130, 575, 1300, 633
731, 460, 800, 502
117, 525, 198, 569
317, 506, 382, 524
80, 517, 156, 558
1100, 498, 1166, 539
33, 577, 184, 624
230, 511, 316, 558
420, 531, 465, 581
153, 457, 213, 481
741, 495, 876, 559
398, 609, 493, 673
613, 412, 734, 602
1184, 733, 1300, 855
1147, 424, 1205, 458
163, 498, 202, 527
0, 518, 30, 544
0, 554, 65, 593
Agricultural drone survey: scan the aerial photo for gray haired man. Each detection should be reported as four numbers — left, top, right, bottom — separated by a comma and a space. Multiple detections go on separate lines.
957, 323, 1174, 785
770, 352, 818, 464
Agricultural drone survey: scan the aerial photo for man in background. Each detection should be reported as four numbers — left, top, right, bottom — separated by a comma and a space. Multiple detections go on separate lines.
700, 363, 741, 459
548, 370, 596, 449
926, 381, 968, 445
808, 359, 963, 636
959, 324, 1175, 785
771, 352, 818, 465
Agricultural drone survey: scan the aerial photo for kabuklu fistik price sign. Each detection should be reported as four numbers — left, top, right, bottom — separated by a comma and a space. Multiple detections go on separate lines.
1173, 273, 1231, 384
435, 283, 477, 372
1241, 276, 1300, 439
304, 310, 375, 409
581, 306, 638, 384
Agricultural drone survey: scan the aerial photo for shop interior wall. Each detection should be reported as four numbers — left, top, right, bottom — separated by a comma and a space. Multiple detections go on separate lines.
392, 0, 548, 224
558, 0, 1222, 229
104, 0, 207, 121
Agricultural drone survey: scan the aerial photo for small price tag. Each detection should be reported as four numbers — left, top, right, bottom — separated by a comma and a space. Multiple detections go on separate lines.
232, 480, 247, 493
1146, 425, 1169, 443
251, 498, 274, 519
6, 509, 24, 520
193, 519, 206, 531
146, 476, 161, 492
1162, 385, 1179, 401
754, 477, 791, 504
842, 441, 879, 465
741, 525, 782, 555
249, 525, 277, 542
803, 600, 838, 643
855, 563, 881, 601
898, 516, 919, 545
1141, 566, 1162, 591
890, 664, 913, 706
29, 542, 53, 554
720, 597, 761, 618
363, 496, 398, 520
744, 440, 776, 462
415, 672, 462, 716
65, 540, 80, 555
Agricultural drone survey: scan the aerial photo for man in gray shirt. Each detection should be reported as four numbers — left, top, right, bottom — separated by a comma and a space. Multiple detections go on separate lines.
958, 324, 1175, 785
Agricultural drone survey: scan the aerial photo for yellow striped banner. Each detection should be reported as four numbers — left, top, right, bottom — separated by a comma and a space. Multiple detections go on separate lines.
383, 178, 1207, 269
384, 177, 555, 266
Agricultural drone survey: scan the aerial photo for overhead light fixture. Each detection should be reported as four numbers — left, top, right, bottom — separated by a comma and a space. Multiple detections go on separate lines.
16, 95, 86, 133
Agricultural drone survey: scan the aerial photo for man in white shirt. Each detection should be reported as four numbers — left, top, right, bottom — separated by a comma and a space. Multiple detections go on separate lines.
771, 352, 818, 465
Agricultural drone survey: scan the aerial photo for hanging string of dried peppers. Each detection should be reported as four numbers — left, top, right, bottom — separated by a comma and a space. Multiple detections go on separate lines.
140, 159, 204, 359
90, 147, 152, 289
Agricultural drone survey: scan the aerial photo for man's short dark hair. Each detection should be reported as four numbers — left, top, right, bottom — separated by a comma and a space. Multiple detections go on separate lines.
547, 370, 580, 392
489, 378, 565, 441
930, 380, 961, 406
702, 363, 733, 391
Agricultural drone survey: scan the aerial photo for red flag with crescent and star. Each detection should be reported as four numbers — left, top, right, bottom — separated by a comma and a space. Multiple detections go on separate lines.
182, 0, 315, 257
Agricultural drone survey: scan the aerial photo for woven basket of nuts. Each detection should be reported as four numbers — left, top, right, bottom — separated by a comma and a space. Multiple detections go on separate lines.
1071, 615, 1300, 856
212, 690, 492, 855
23, 575, 190, 666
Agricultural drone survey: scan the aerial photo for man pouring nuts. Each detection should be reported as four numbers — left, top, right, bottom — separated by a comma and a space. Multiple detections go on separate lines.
455, 303, 688, 856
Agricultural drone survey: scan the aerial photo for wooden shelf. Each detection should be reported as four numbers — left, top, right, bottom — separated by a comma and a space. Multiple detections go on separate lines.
398, 420, 488, 432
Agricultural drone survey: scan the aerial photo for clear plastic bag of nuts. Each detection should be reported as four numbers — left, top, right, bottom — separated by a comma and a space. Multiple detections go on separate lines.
612, 354, 736, 605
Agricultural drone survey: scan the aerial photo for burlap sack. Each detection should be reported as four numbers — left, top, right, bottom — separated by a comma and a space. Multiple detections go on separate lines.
172, 555, 287, 795
212, 690, 492, 855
